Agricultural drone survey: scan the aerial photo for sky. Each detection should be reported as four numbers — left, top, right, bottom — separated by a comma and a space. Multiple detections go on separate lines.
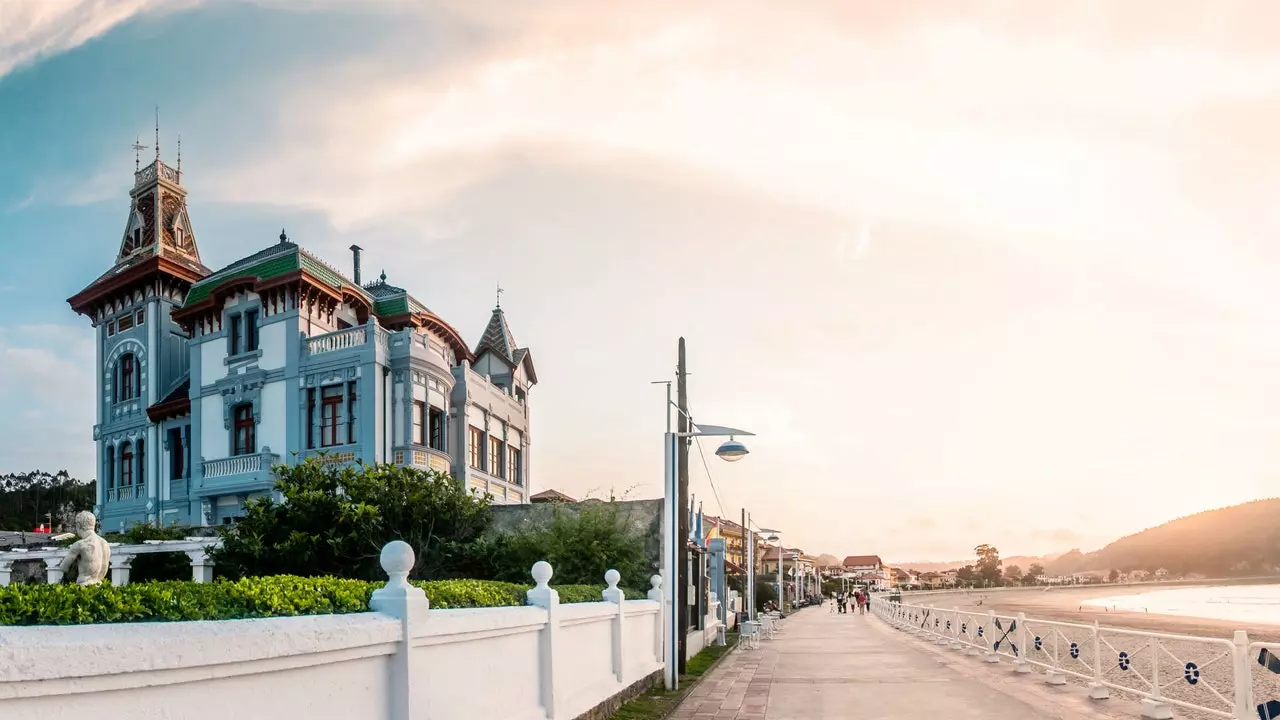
3, 0, 1280, 562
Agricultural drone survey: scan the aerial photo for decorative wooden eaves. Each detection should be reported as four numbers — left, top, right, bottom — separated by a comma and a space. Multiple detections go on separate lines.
171, 268, 374, 335
377, 310, 473, 365
67, 255, 208, 320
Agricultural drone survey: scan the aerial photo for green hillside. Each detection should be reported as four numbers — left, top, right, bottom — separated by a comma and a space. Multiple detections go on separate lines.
1048, 498, 1280, 577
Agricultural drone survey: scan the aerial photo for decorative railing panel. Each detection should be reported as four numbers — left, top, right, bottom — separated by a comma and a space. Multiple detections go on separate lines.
306, 326, 368, 355
203, 453, 280, 479
876, 595, 1267, 719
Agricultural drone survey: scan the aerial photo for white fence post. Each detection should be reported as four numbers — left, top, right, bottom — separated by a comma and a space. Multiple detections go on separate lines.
1014, 613, 1031, 673
648, 575, 664, 666
369, 541, 429, 720
1232, 630, 1252, 720
43, 558, 64, 584
109, 554, 133, 586
1141, 638, 1172, 719
186, 549, 214, 583
603, 569, 625, 683
528, 561, 560, 720
1088, 621, 1109, 698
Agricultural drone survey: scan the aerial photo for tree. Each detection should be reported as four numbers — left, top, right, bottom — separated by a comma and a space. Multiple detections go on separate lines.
1024, 563, 1045, 585
955, 565, 976, 587
487, 502, 651, 586
1108, 568, 1120, 583
974, 544, 1002, 586
1004, 565, 1022, 583
0, 471, 95, 530
212, 460, 493, 581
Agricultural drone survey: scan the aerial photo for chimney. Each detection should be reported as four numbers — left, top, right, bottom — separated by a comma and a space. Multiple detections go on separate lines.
349, 244, 363, 285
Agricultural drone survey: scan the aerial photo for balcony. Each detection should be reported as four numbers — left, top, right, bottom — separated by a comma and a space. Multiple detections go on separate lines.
305, 324, 389, 357
392, 445, 452, 474
204, 452, 280, 479
109, 484, 145, 502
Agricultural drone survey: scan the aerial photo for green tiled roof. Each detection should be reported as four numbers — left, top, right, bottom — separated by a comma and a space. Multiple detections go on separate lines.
184, 252, 299, 306
183, 242, 368, 309
373, 297, 409, 316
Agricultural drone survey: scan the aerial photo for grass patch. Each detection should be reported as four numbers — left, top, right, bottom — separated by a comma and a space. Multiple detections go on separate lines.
610, 632, 739, 720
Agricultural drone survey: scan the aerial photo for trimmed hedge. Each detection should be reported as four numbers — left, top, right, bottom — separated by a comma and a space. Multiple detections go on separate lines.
0, 577, 635, 626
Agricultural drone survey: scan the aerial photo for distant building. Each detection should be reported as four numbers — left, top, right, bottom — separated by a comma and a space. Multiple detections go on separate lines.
68, 150, 537, 530
703, 516, 748, 574
842, 554, 891, 590
529, 489, 577, 504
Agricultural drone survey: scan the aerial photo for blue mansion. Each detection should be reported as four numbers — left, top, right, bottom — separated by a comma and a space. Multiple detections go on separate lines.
68, 151, 537, 530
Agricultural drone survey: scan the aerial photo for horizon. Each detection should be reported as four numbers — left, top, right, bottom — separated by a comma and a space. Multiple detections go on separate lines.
5, 1, 1280, 559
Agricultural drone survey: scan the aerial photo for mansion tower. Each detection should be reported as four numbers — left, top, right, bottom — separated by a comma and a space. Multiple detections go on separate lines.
68, 150, 536, 530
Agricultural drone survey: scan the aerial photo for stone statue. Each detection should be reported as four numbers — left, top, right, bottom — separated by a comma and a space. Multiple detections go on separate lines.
57, 510, 111, 586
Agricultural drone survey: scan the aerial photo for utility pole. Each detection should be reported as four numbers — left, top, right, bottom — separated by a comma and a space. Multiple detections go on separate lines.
676, 337, 690, 674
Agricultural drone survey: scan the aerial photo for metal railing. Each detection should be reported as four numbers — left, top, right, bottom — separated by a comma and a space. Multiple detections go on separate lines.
874, 596, 1278, 720
203, 452, 280, 479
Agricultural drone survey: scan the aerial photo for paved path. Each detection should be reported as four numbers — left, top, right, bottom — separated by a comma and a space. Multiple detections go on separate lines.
671, 605, 1122, 720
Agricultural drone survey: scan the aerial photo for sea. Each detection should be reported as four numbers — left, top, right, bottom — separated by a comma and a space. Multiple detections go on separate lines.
1082, 584, 1280, 625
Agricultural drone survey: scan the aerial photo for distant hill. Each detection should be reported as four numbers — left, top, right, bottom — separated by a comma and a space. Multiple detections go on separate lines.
896, 552, 1062, 575
1048, 498, 1280, 576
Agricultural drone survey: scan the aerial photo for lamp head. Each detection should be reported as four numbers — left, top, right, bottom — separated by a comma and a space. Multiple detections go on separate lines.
715, 437, 749, 462
766, 534, 779, 543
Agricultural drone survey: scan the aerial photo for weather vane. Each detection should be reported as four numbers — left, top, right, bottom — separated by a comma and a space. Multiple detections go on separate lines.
132, 136, 149, 171
496, 282, 505, 308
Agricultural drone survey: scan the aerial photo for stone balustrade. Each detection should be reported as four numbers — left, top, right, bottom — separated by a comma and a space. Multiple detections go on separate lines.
0, 542, 667, 720
0, 538, 221, 586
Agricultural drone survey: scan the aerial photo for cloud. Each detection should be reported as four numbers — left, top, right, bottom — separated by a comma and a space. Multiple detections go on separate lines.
0, 325, 95, 477
165, 1, 1280, 330
0, 0, 182, 80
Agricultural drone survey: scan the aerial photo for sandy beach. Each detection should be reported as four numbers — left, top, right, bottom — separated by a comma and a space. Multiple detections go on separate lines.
907, 582, 1280, 643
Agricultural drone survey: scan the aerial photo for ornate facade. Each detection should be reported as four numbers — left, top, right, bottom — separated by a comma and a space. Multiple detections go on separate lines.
68, 151, 536, 530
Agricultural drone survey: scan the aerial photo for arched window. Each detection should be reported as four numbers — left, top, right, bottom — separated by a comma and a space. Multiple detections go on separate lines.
117, 353, 139, 402
233, 405, 256, 456
120, 442, 134, 487
105, 445, 115, 489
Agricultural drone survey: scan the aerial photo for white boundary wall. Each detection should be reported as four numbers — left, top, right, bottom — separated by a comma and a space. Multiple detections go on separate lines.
0, 544, 664, 720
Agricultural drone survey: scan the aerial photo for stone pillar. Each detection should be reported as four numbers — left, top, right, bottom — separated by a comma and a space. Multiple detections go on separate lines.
0, 560, 12, 587
602, 569, 625, 683
110, 554, 134, 586
527, 561, 560, 720
648, 575, 664, 665
370, 540, 429, 720
187, 549, 214, 583
44, 557, 65, 584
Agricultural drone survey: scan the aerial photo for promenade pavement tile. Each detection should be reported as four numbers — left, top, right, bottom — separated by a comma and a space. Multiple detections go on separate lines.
670, 605, 1119, 719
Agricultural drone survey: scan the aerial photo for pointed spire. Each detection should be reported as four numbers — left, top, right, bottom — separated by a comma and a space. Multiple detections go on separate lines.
496, 281, 504, 308
177, 134, 182, 175
154, 106, 161, 161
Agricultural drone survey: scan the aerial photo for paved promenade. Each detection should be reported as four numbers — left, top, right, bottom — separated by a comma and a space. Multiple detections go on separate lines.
671, 605, 1125, 720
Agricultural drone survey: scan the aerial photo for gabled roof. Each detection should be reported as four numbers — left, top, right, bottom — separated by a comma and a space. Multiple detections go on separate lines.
530, 489, 577, 503
475, 306, 537, 384
843, 555, 883, 567
476, 307, 518, 362
182, 237, 367, 309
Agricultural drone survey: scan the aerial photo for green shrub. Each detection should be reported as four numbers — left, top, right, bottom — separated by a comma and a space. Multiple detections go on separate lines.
489, 503, 653, 587
212, 460, 492, 582
0, 576, 625, 625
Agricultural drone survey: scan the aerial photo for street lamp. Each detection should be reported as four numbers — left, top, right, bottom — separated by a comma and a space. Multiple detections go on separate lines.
662, 418, 754, 691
